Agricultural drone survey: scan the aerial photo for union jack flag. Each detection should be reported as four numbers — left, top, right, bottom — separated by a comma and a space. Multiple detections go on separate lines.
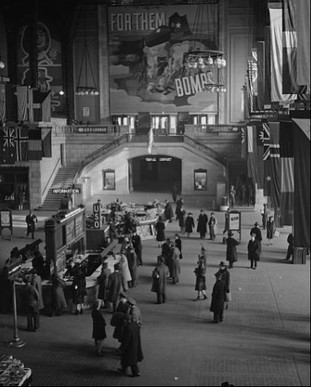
0, 126, 16, 164
260, 122, 280, 160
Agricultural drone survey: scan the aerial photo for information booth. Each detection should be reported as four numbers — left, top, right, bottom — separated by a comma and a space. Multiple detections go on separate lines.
44, 207, 87, 274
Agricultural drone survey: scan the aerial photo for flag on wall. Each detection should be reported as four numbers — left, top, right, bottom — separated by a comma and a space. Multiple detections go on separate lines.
147, 128, 154, 154
241, 127, 247, 159
28, 128, 42, 160
28, 89, 51, 122
0, 124, 16, 164
259, 121, 272, 196
293, 117, 310, 247
16, 86, 28, 122
246, 124, 264, 189
279, 120, 294, 225
42, 127, 52, 157
268, 4, 297, 103
267, 121, 281, 210
296, 0, 310, 89
15, 126, 29, 162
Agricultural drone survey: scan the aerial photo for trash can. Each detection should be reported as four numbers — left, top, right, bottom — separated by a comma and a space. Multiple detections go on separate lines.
220, 196, 229, 211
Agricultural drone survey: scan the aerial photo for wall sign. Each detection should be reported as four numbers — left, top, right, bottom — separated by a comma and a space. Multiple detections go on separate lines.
194, 169, 207, 191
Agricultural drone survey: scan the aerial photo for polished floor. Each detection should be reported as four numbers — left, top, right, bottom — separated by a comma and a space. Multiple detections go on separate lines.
0, 193, 310, 386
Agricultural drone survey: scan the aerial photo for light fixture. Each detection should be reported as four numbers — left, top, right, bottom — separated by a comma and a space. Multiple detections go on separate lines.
75, 20, 99, 96
0, 61, 5, 69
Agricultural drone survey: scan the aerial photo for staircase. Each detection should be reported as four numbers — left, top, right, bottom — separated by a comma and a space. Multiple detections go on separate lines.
40, 164, 79, 211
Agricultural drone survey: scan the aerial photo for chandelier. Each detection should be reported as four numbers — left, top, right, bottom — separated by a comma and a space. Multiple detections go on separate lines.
75, 23, 99, 96
183, 49, 227, 93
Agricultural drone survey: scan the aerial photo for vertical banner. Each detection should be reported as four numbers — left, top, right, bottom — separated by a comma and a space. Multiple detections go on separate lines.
93, 202, 102, 229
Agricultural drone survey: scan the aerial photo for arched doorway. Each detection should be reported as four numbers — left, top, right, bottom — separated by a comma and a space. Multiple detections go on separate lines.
129, 155, 181, 193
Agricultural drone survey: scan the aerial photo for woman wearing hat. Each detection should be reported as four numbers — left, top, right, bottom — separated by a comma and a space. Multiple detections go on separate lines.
250, 222, 262, 255
225, 231, 240, 269
185, 212, 195, 238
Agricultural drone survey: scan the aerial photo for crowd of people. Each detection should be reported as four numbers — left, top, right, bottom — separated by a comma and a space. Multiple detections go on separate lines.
12, 193, 297, 379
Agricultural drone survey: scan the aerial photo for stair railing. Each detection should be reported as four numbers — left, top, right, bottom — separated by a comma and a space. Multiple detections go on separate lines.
42, 157, 62, 199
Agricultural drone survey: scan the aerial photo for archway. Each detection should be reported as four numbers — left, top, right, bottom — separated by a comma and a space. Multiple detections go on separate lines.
129, 155, 181, 193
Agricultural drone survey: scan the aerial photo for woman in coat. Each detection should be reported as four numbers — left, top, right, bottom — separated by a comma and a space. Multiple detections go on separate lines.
171, 244, 181, 284
51, 273, 67, 316
208, 212, 218, 240
266, 216, 275, 245
197, 246, 207, 274
178, 207, 186, 234
248, 233, 260, 269
194, 261, 207, 301
185, 212, 195, 238
92, 300, 107, 357
97, 262, 111, 309
151, 256, 169, 304
226, 231, 240, 268
174, 234, 183, 259
197, 209, 208, 239
119, 250, 132, 291
155, 216, 166, 247
210, 273, 226, 323
164, 200, 174, 222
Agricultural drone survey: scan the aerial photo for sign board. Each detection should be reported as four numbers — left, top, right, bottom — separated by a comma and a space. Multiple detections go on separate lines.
52, 188, 81, 194
93, 203, 102, 229
228, 211, 241, 241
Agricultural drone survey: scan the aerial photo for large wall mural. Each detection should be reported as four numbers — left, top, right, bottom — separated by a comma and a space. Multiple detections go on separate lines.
108, 4, 219, 114
17, 22, 65, 116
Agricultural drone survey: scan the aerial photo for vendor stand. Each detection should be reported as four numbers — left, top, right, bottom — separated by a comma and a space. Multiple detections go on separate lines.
0, 355, 31, 386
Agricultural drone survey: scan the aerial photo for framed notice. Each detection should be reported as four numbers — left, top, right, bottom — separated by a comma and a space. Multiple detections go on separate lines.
0, 210, 12, 227
194, 169, 207, 191
103, 170, 115, 190
228, 211, 241, 240
66, 220, 75, 244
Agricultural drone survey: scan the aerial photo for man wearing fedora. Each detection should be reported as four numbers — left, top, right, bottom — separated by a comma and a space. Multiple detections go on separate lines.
250, 222, 262, 255
225, 231, 240, 268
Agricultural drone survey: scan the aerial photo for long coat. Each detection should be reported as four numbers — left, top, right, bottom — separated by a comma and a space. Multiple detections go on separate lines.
107, 271, 123, 303
127, 250, 138, 285
112, 301, 131, 341
210, 278, 226, 314
92, 309, 107, 340
97, 267, 111, 300
247, 239, 260, 261
214, 268, 230, 293
250, 226, 262, 254
51, 275, 67, 310
266, 219, 275, 239
164, 202, 174, 221
32, 273, 44, 310
119, 254, 132, 290
185, 215, 195, 233
194, 264, 206, 291
155, 220, 166, 242
178, 209, 186, 229
120, 321, 144, 367
197, 213, 208, 234
226, 237, 240, 263
151, 262, 169, 294
174, 237, 183, 259
171, 247, 181, 282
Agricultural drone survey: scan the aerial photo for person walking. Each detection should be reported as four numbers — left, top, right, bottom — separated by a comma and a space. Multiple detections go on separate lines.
172, 184, 178, 203
175, 196, 184, 221
111, 293, 131, 350
132, 231, 143, 266
118, 315, 144, 377
197, 246, 207, 274
97, 262, 111, 309
127, 297, 142, 327
247, 233, 261, 269
155, 215, 166, 248
197, 209, 208, 239
119, 250, 132, 291
171, 243, 181, 284
185, 212, 195, 238
215, 261, 230, 296
178, 206, 186, 235
23, 276, 40, 331
261, 204, 268, 230
210, 273, 226, 323
31, 270, 44, 311
226, 231, 240, 269
107, 263, 124, 313
72, 264, 87, 315
151, 256, 169, 304
174, 234, 183, 259
91, 300, 107, 357
208, 212, 218, 241
164, 199, 174, 222
193, 261, 207, 301
285, 233, 294, 261
25, 210, 38, 239
126, 246, 138, 288
223, 208, 230, 236
266, 216, 276, 245
250, 222, 262, 255
229, 185, 236, 208
50, 273, 67, 316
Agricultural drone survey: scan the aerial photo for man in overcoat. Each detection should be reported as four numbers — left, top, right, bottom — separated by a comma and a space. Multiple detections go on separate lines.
250, 222, 262, 255
107, 263, 123, 313
197, 209, 208, 239
225, 231, 240, 268
210, 273, 226, 323
151, 256, 169, 304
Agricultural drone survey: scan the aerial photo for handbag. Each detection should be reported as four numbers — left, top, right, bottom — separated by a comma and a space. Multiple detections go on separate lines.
225, 291, 232, 302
